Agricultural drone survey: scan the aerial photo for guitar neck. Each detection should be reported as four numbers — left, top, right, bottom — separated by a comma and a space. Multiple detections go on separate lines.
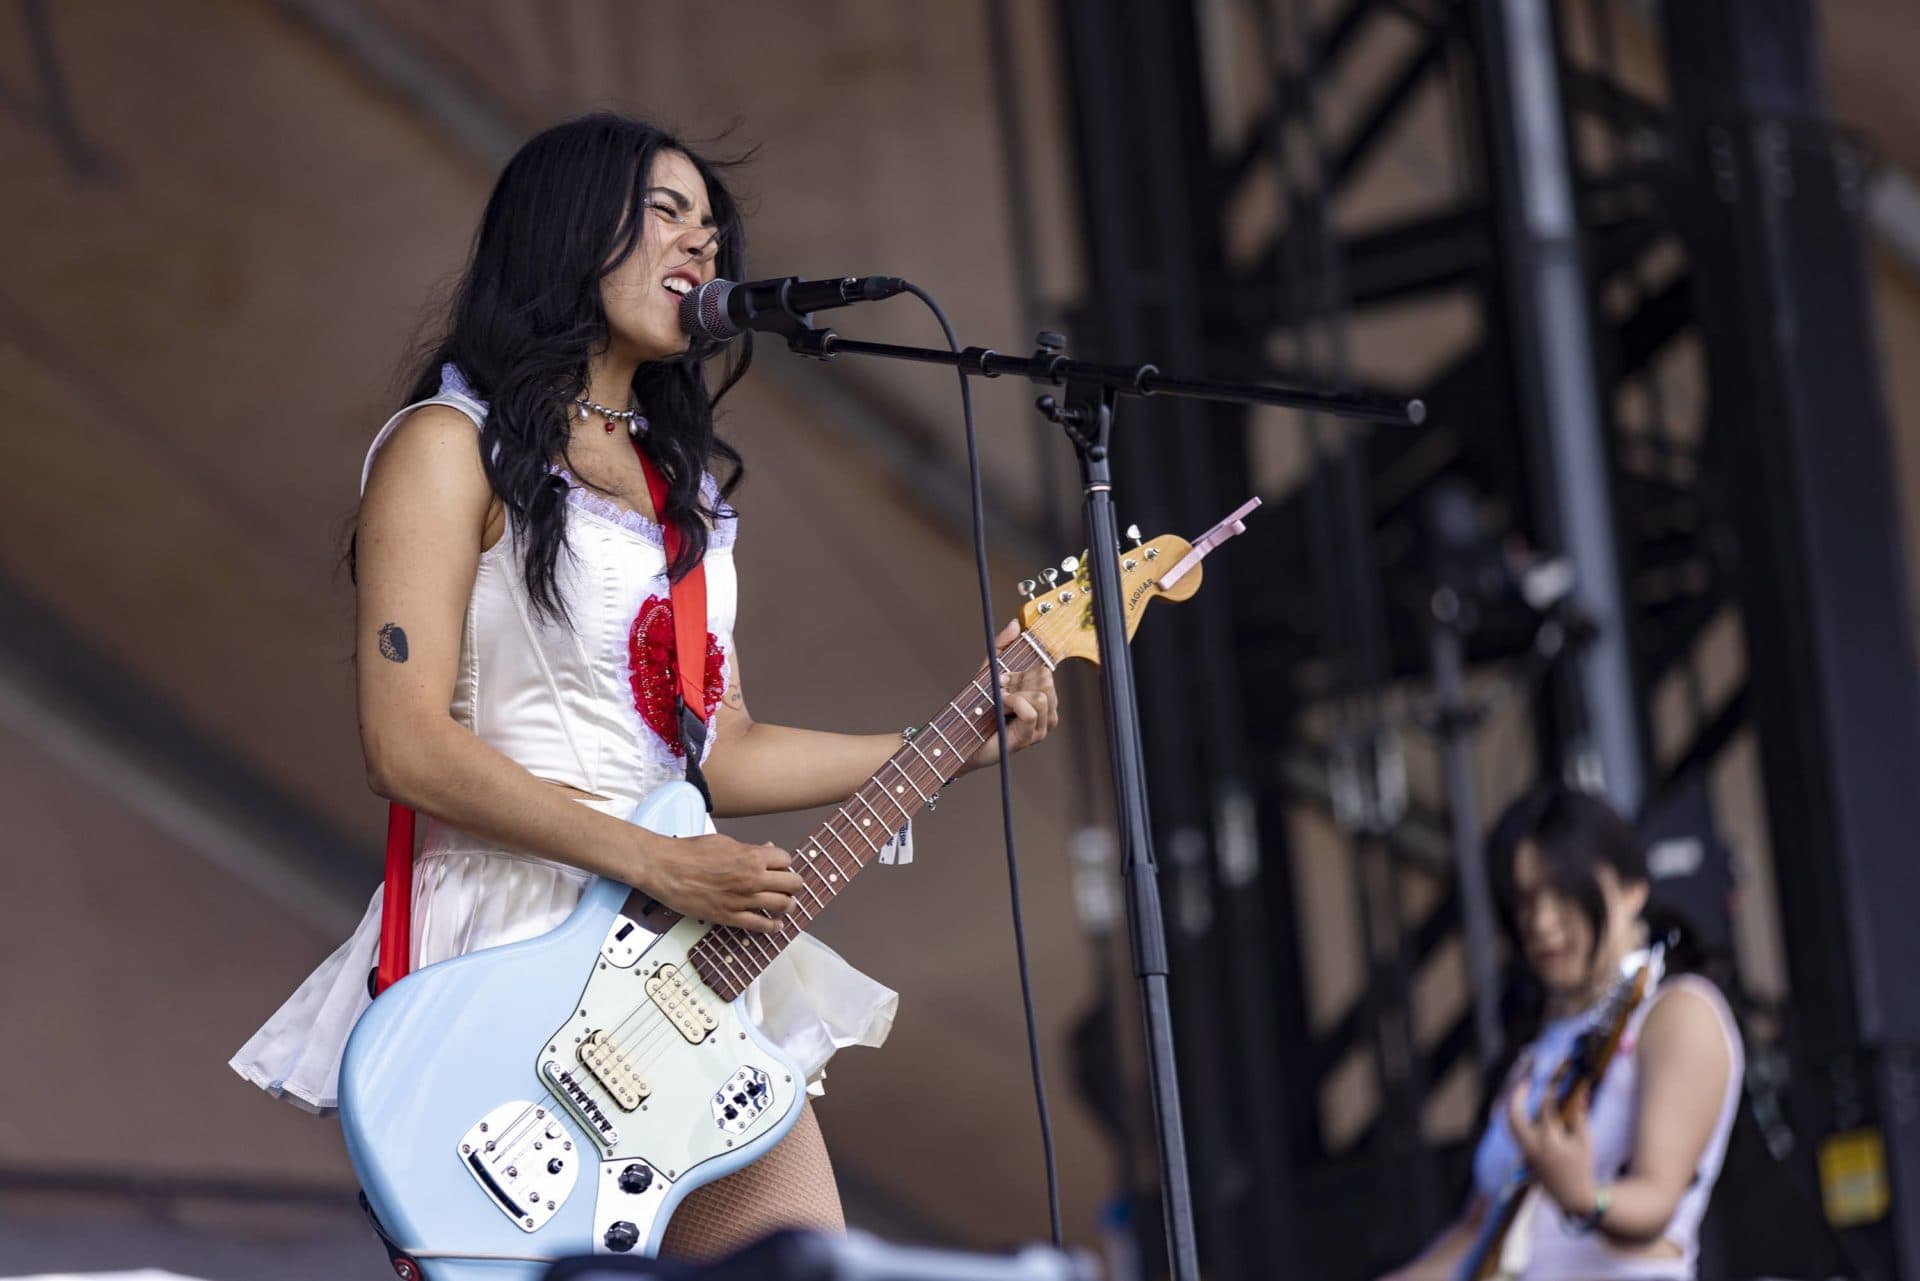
689, 630, 1056, 1000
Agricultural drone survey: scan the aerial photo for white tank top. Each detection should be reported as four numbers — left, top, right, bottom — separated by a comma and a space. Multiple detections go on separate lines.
360, 364, 739, 815
1472, 975, 1745, 1279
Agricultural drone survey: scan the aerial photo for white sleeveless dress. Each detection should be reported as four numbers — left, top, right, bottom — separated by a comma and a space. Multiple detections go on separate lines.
229, 366, 897, 1115
1471, 974, 1745, 1279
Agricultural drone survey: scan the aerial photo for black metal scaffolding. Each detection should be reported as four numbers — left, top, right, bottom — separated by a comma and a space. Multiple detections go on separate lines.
1038, 0, 1920, 1276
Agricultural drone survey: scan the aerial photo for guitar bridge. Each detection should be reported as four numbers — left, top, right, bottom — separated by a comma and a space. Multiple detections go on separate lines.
456, 1100, 579, 1232
541, 1059, 623, 1152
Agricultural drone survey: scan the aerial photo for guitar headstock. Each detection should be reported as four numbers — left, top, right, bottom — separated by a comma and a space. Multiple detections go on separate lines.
1015, 526, 1203, 666
1557, 940, 1668, 1109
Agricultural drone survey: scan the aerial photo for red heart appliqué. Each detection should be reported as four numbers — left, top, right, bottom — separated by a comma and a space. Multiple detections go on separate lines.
627, 594, 726, 757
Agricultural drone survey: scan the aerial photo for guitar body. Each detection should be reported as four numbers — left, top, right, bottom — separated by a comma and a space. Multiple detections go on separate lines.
340, 782, 805, 1279
1457, 1175, 1534, 1281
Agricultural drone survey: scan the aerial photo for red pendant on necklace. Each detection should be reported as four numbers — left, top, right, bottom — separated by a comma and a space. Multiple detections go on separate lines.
603, 417, 617, 434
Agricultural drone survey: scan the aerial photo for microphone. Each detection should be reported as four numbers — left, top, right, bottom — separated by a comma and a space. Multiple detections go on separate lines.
679, 275, 907, 341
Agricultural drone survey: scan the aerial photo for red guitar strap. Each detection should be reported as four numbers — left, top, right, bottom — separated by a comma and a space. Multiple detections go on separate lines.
372, 440, 710, 997
636, 446, 712, 745
373, 802, 414, 996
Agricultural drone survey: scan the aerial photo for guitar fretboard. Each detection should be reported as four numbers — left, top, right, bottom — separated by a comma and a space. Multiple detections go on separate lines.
688, 630, 1055, 1000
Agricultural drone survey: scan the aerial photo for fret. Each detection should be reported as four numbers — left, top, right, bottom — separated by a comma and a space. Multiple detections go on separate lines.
887, 758, 932, 803
951, 689, 988, 722
745, 919, 785, 958
819, 822, 862, 879
705, 936, 751, 976
686, 639, 1044, 1004
811, 833, 853, 883
947, 705, 990, 747
790, 857, 829, 913
925, 719, 964, 766
904, 736, 941, 776
730, 928, 776, 970
851, 790, 895, 834
872, 782, 915, 828
836, 806, 883, 856
1018, 631, 1057, 670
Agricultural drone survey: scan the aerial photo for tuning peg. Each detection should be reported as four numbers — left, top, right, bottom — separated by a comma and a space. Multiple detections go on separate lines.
1018, 578, 1037, 600
1041, 568, 1060, 589
1126, 524, 1143, 547
1060, 555, 1080, 575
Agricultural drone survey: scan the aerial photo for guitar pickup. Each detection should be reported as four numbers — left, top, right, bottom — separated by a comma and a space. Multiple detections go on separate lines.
646, 963, 718, 1045
577, 1030, 650, 1112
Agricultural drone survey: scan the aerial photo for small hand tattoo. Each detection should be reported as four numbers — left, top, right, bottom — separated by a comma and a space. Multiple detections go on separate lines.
723, 684, 745, 711
377, 623, 409, 663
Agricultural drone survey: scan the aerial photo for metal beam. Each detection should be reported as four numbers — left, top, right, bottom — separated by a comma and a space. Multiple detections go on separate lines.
1660, 2, 1920, 1274
1467, 0, 1648, 811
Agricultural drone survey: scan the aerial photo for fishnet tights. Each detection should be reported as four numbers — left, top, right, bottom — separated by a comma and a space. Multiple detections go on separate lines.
657, 1101, 844, 1260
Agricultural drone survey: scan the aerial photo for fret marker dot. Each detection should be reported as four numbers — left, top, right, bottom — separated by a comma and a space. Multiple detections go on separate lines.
974, 706, 984, 716
861, 818, 871, 827
828, 873, 839, 883
894, 785, 904, 794
933, 748, 943, 756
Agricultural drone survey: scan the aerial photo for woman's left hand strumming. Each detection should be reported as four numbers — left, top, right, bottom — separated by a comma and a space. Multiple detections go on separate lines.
962, 620, 1060, 772
1507, 1079, 1599, 1218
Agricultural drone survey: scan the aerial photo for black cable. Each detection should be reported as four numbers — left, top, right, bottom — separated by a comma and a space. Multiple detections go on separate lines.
900, 281, 1065, 1248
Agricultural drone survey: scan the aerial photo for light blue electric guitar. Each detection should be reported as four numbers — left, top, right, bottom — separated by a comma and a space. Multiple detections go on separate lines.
338, 506, 1255, 1278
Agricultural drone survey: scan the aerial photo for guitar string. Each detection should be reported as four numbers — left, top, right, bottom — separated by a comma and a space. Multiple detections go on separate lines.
603, 657, 1026, 1085
582, 634, 1062, 1120
607, 641, 1046, 1069
561, 612, 1071, 1122
481, 1099, 558, 1185
588, 776, 904, 1068
672, 656, 1023, 1002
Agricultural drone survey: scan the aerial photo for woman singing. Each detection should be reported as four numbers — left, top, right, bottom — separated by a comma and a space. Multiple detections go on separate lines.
230, 113, 1058, 1258
1381, 784, 1743, 1281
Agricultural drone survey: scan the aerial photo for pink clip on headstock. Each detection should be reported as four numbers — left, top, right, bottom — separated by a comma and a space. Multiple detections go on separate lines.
1156, 497, 1262, 590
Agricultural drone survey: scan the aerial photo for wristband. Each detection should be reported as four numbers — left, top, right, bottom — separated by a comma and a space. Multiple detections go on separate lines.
1573, 1184, 1612, 1234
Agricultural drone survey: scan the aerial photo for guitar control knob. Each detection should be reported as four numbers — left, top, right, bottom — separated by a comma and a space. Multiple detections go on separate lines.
617, 1163, 652, 1194
723, 1105, 738, 1120
547, 1158, 565, 1175
604, 1220, 640, 1252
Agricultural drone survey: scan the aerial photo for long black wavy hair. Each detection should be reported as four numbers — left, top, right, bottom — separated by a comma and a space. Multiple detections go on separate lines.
1478, 782, 1693, 1093
1487, 782, 1649, 972
402, 114, 752, 621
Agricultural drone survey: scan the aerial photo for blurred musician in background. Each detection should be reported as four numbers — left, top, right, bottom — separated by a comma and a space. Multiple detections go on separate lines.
1380, 784, 1743, 1281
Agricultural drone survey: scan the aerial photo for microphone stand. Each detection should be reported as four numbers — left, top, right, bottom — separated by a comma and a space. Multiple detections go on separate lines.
784, 324, 1423, 1280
